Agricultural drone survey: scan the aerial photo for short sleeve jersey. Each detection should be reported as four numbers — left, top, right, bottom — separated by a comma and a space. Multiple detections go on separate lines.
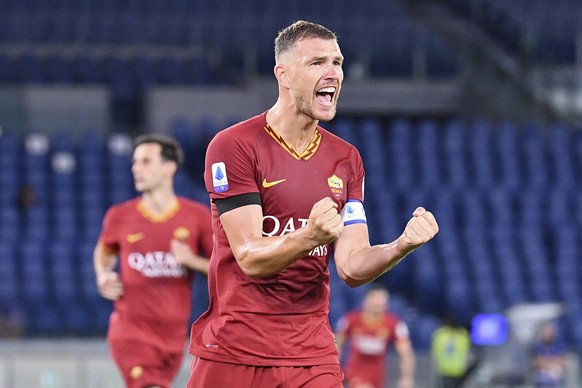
189, 112, 365, 366
99, 196, 213, 348
336, 310, 410, 383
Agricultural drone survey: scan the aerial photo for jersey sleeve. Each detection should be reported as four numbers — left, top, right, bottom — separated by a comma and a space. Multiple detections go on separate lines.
98, 206, 120, 253
196, 205, 213, 259
347, 147, 365, 202
204, 130, 259, 200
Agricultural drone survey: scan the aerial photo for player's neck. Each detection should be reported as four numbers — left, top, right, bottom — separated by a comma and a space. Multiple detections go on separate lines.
140, 188, 178, 215
362, 311, 383, 325
267, 103, 318, 153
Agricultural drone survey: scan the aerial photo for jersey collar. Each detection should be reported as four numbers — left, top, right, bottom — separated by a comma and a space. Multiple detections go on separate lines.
264, 124, 322, 161
136, 198, 180, 223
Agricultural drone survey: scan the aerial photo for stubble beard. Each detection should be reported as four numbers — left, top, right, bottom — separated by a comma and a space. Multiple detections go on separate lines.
295, 94, 337, 123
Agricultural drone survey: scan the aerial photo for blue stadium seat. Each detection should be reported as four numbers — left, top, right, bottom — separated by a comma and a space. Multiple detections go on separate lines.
548, 123, 575, 187
470, 120, 495, 188
412, 246, 443, 313
19, 241, 49, 305
329, 118, 358, 148
411, 315, 442, 351
496, 122, 522, 190
417, 120, 441, 188
390, 119, 414, 189
48, 240, 78, 302
443, 121, 469, 188
0, 206, 21, 241
191, 275, 210, 324
0, 241, 19, 307
27, 304, 62, 336
445, 279, 474, 323
359, 119, 386, 178
77, 242, 100, 302
61, 302, 93, 335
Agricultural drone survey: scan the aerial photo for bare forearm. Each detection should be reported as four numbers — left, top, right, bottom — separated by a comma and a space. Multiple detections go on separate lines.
93, 244, 117, 279
236, 229, 321, 278
181, 256, 210, 275
341, 241, 410, 287
400, 349, 415, 380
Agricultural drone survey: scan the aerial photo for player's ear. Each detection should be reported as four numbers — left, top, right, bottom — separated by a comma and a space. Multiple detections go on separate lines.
166, 161, 178, 177
274, 64, 290, 88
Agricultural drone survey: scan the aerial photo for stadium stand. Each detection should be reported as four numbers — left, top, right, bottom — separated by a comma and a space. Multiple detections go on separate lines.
0, 116, 580, 355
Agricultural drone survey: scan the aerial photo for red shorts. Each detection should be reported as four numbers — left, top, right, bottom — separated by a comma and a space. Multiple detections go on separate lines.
187, 357, 344, 388
109, 338, 184, 388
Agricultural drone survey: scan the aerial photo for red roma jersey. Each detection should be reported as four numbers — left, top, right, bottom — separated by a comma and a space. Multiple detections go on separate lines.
99, 196, 213, 350
336, 310, 410, 387
190, 112, 365, 366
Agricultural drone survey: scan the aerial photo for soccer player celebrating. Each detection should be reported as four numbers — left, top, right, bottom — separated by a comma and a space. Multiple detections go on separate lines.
187, 20, 439, 387
94, 134, 213, 388
336, 286, 415, 388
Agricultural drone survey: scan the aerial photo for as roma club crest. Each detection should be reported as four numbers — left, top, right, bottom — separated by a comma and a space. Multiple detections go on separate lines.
327, 174, 344, 199
173, 227, 190, 241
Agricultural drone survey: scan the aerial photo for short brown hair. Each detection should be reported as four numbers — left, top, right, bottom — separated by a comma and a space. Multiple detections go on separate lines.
133, 134, 184, 169
274, 20, 337, 60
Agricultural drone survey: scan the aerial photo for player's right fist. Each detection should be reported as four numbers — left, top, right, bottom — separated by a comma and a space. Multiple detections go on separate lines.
97, 271, 124, 301
306, 197, 343, 245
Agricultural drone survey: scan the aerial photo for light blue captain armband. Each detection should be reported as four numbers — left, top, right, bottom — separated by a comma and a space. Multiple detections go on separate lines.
340, 199, 367, 226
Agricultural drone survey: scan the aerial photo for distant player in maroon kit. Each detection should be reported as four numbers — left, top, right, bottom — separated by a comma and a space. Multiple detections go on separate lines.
187, 20, 439, 387
94, 134, 213, 388
336, 285, 415, 388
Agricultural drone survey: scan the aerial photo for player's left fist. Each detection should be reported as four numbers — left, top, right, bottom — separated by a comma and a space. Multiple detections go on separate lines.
170, 239, 195, 265
397, 207, 439, 254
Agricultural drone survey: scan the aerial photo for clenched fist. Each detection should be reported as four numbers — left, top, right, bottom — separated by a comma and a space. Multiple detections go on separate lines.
397, 207, 439, 254
97, 271, 124, 301
306, 197, 344, 245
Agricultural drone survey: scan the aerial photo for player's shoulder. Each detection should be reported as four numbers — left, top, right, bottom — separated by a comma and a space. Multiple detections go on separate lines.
211, 113, 266, 146
344, 308, 363, 321
107, 197, 140, 215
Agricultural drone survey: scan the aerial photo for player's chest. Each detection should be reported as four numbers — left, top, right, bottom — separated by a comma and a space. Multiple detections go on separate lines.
118, 217, 195, 251
256, 152, 350, 210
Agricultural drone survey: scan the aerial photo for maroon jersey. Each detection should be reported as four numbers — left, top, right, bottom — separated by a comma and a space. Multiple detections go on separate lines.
336, 310, 410, 388
99, 196, 213, 351
189, 112, 365, 366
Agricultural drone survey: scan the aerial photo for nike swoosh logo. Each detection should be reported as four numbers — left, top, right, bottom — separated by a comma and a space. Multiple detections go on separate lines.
127, 233, 145, 243
262, 178, 286, 188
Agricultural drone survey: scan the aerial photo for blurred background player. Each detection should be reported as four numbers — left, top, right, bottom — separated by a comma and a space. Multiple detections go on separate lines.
336, 285, 414, 388
531, 321, 567, 388
93, 134, 213, 388
431, 314, 474, 388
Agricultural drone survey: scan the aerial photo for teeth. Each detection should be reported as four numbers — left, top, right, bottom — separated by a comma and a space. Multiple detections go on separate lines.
317, 87, 336, 93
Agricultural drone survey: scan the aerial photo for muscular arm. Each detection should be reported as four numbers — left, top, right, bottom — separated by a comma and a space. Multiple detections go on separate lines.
334, 207, 439, 287
93, 243, 123, 300
220, 197, 343, 278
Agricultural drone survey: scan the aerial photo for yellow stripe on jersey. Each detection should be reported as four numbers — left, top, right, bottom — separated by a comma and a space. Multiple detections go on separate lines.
136, 199, 180, 223
264, 125, 322, 161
